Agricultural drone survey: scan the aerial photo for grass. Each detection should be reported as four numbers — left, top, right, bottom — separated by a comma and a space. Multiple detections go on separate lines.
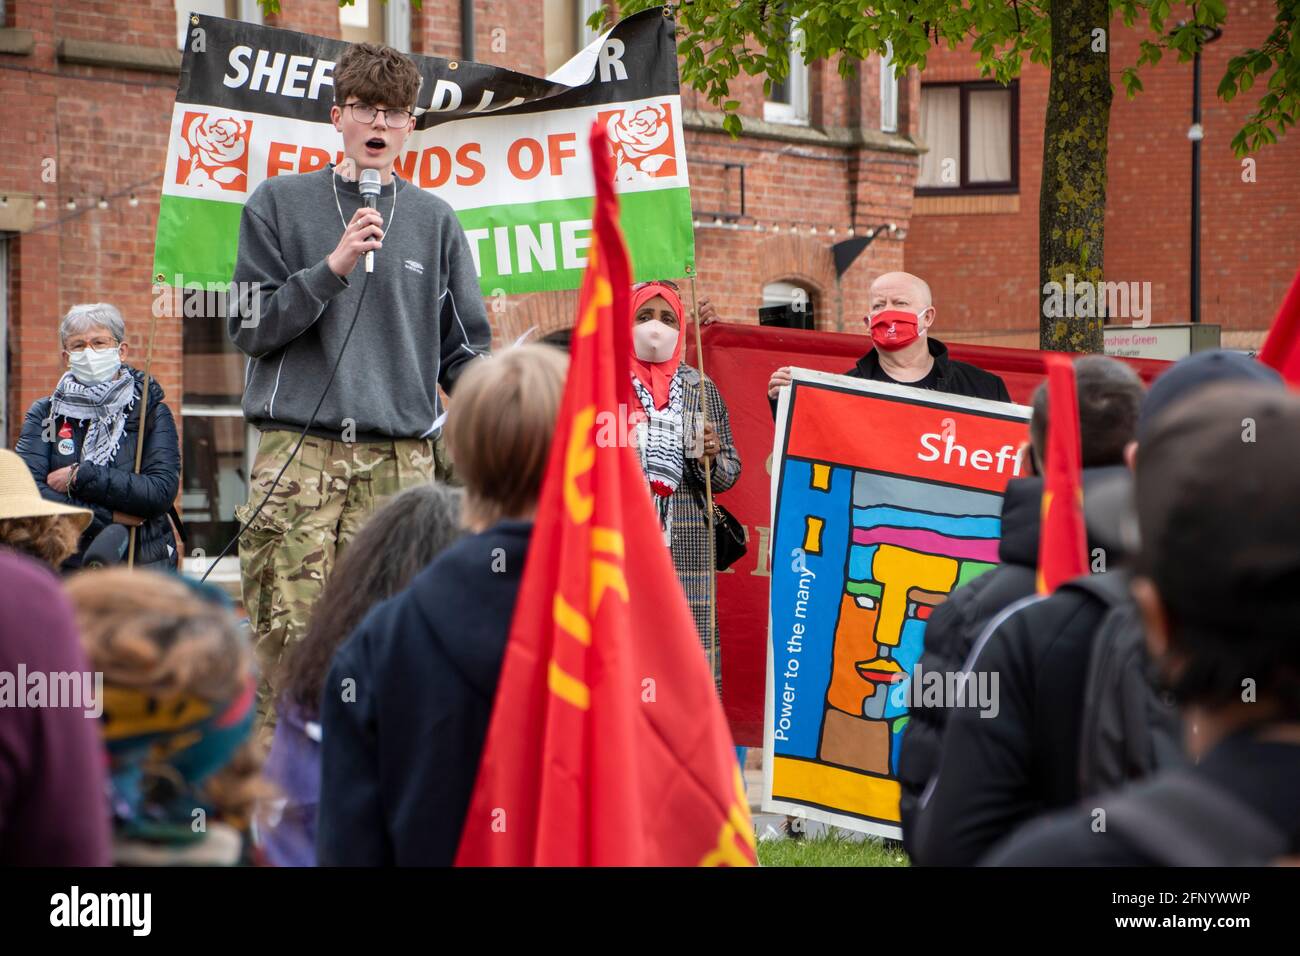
757, 833, 911, 867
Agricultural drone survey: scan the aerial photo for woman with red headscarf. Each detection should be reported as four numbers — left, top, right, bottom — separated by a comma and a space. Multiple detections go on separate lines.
630, 280, 741, 693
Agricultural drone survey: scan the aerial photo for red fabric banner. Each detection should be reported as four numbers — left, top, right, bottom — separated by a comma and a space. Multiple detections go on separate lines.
689, 324, 1169, 745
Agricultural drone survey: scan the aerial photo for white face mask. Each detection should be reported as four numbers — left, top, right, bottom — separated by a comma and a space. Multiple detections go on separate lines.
633, 320, 679, 364
69, 347, 121, 385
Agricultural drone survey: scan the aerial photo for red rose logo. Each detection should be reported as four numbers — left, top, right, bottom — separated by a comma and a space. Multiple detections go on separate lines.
175, 112, 253, 192
601, 103, 677, 183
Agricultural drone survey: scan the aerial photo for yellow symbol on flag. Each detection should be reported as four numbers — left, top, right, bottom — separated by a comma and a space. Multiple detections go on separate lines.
548, 527, 628, 711
564, 405, 596, 524
576, 246, 609, 338
700, 765, 758, 866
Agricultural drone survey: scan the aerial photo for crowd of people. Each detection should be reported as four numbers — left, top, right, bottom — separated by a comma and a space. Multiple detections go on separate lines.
1, 37, 1295, 868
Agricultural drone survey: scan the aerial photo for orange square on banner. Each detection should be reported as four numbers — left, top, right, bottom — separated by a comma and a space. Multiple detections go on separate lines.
599, 102, 677, 182
175, 112, 253, 192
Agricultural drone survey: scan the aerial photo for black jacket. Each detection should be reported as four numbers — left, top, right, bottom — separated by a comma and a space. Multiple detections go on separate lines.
15, 368, 180, 569
769, 337, 1012, 417
846, 338, 1012, 402
907, 584, 1112, 865
317, 520, 531, 866
983, 732, 1300, 865
897, 466, 1131, 852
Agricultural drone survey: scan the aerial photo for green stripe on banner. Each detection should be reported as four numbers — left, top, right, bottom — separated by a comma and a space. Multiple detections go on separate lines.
153, 187, 694, 294
153, 196, 245, 287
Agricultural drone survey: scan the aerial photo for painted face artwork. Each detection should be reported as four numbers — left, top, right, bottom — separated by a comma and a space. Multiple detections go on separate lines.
633, 319, 679, 364
867, 309, 924, 351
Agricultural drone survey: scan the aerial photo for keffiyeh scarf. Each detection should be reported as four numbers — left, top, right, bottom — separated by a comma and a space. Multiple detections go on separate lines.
632, 371, 684, 546
49, 370, 135, 467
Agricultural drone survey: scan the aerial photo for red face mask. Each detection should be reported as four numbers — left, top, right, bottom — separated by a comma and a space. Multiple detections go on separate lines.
868, 309, 922, 351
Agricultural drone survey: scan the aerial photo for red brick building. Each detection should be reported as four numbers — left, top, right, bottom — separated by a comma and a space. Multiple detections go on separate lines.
1, 1, 1294, 577
906, 0, 1300, 350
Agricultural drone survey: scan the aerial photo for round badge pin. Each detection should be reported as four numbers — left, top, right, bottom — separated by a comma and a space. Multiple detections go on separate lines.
57, 438, 75, 456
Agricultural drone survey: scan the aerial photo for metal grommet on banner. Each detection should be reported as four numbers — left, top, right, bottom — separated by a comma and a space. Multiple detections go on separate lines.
191, 15, 199, 24
448, 61, 459, 70
155, 272, 165, 283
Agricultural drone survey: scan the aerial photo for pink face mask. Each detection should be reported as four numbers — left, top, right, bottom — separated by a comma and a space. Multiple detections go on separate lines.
868, 309, 923, 351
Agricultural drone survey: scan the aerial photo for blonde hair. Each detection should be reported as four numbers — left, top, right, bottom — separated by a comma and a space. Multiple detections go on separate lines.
0, 514, 81, 568
64, 568, 269, 820
444, 345, 569, 528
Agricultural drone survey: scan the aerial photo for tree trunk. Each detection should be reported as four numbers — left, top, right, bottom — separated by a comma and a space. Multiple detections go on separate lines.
1039, 0, 1112, 352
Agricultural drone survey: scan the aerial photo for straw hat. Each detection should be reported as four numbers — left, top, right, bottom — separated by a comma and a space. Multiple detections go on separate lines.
0, 449, 93, 532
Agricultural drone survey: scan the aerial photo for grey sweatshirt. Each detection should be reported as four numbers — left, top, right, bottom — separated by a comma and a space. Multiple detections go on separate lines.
228, 166, 491, 442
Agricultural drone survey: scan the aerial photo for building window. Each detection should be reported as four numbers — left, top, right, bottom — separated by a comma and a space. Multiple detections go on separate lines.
176, 0, 259, 51
340, 0, 383, 44
180, 295, 256, 583
764, 20, 809, 126
917, 81, 1018, 193
338, 0, 410, 51
880, 41, 898, 134
760, 280, 816, 329
545, 0, 604, 75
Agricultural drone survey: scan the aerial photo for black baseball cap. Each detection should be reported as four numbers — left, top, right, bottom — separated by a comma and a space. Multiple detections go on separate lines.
1136, 382, 1300, 658
1137, 349, 1283, 441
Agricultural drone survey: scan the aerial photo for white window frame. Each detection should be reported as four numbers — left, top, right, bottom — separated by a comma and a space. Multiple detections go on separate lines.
179, 406, 259, 586
384, 0, 411, 54
176, 0, 262, 51
577, 0, 603, 50
764, 21, 809, 126
880, 40, 899, 133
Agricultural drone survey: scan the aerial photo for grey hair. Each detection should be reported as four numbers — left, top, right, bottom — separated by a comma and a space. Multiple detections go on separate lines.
60, 303, 125, 348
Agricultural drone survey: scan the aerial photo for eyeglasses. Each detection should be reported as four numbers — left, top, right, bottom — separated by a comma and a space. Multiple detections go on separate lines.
344, 103, 414, 129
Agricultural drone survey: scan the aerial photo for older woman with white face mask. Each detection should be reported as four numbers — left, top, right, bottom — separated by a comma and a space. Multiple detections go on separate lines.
14, 303, 181, 570
629, 280, 741, 694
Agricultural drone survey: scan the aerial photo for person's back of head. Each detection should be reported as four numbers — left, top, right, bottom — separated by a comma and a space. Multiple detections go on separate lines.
1029, 355, 1144, 470
1134, 382, 1300, 720
1137, 348, 1284, 444
281, 482, 466, 715
444, 344, 569, 530
64, 568, 266, 864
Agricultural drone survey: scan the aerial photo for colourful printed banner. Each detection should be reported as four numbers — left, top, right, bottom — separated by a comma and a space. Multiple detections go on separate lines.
153, 8, 692, 293
763, 368, 1030, 838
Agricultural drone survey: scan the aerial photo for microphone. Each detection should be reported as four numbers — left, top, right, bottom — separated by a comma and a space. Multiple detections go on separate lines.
82, 523, 130, 569
359, 168, 381, 274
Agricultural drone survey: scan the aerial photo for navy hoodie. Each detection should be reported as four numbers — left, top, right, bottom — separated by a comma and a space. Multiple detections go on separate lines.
316, 520, 531, 866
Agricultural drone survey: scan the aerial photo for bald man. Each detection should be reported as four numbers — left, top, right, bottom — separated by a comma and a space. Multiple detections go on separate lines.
767, 271, 1011, 404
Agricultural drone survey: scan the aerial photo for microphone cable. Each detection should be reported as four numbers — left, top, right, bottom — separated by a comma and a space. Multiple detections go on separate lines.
199, 269, 373, 582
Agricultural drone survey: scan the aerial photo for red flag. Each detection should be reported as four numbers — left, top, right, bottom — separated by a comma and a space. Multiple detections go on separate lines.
1036, 354, 1089, 594
1258, 265, 1300, 385
454, 121, 756, 867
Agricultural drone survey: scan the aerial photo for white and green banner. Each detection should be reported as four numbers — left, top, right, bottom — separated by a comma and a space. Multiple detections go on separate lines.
154, 8, 692, 294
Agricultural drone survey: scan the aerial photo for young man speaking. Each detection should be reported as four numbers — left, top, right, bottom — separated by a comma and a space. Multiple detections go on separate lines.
227, 43, 491, 700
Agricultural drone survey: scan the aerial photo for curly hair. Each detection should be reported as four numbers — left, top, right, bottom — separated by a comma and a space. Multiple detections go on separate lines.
64, 568, 272, 820
0, 514, 81, 568
333, 42, 421, 111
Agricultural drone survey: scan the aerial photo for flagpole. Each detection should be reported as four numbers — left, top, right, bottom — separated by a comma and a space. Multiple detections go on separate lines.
126, 290, 161, 569
686, 266, 718, 685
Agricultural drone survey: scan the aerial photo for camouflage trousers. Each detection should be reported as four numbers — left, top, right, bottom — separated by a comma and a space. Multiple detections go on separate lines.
236, 429, 437, 717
